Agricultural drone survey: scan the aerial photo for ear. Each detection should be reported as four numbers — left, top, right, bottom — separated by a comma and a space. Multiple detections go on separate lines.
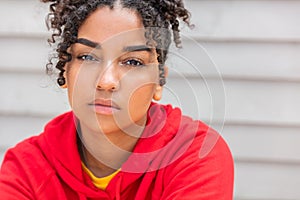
153, 66, 168, 101
153, 85, 163, 101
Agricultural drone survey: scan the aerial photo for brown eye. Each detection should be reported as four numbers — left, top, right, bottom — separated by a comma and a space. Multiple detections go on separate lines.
122, 59, 144, 67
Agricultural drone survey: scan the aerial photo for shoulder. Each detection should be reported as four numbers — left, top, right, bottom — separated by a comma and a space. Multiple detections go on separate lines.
172, 112, 233, 170
149, 103, 233, 170
0, 112, 74, 189
160, 111, 234, 199
0, 111, 77, 198
155, 112, 234, 198
1, 133, 54, 180
0, 135, 55, 198
1, 111, 74, 164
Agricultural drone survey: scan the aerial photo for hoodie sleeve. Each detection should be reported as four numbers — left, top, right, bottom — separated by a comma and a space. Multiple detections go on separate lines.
160, 131, 234, 200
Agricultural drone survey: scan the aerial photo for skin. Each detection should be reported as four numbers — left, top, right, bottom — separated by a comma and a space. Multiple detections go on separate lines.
64, 6, 165, 177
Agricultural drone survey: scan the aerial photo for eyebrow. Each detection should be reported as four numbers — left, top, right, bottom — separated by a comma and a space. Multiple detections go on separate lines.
123, 45, 153, 53
75, 38, 152, 52
76, 38, 101, 49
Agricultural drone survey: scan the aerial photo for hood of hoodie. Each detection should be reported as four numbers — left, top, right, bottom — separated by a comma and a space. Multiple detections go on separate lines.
36, 103, 201, 198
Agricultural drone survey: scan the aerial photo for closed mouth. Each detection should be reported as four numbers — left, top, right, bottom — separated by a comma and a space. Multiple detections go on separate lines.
88, 98, 121, 113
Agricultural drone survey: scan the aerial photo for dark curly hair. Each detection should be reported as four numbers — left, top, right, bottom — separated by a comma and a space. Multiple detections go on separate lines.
41, 0, 192, 86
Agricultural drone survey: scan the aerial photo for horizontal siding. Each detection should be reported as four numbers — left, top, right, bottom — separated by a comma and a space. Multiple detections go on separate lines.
222, 125, 300, 162
0, 0, 300, 199
198, 41, 300, 81
0, 73, 70, 116
185, 0, 300, 41
164, 77, 300, 125
235, 161, 300, 200
0, 37, 50, 72
0, 0, 48, 36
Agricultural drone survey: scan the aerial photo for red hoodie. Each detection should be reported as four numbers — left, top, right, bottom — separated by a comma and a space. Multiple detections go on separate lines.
0, 103, 234, 199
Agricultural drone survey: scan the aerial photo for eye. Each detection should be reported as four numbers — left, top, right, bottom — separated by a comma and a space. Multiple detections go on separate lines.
122, 59, 144, 67
77, 54, 98, 62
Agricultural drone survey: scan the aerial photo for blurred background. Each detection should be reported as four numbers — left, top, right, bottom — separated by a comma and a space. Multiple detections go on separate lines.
1, 0, 300, 199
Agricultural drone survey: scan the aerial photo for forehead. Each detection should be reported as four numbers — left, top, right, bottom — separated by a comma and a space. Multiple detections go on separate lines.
77, 6, 146, 45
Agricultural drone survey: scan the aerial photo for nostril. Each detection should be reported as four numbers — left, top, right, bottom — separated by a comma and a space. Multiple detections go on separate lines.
96, 83, 118, 91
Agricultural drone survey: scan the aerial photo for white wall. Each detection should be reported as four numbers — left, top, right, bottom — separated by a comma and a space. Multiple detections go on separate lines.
1, 0, 300, 199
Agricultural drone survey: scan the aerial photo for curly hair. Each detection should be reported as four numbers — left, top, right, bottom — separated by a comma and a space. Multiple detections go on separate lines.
41, 0, 192, 86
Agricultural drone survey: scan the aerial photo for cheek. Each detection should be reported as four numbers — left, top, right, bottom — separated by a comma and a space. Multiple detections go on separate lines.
66, 64, 95, 107
120, 67, 159, 113
128, 83, 156, 116
66, 67, 77, 107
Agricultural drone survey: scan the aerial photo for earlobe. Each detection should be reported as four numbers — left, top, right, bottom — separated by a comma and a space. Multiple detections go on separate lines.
153, 86, 163, 101
60, 84, 68, 89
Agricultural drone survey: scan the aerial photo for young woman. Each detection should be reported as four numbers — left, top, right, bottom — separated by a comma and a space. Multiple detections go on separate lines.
0, 0, 234, 199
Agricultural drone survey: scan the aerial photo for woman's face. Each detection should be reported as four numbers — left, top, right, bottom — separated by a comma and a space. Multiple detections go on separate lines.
65, 6, 163, 135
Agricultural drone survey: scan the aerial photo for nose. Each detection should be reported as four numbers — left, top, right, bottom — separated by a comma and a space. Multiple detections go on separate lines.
96, 64, 119, 91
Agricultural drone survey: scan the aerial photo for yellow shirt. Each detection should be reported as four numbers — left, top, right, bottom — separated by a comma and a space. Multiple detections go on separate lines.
81, 162, 120, 190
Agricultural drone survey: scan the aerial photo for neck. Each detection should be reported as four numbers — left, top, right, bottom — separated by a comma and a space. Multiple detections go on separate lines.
77, 120, 145, 177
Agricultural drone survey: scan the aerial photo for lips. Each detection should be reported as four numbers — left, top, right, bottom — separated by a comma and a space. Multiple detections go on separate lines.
88, 98, 120, 115
93, 99, 120, 108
